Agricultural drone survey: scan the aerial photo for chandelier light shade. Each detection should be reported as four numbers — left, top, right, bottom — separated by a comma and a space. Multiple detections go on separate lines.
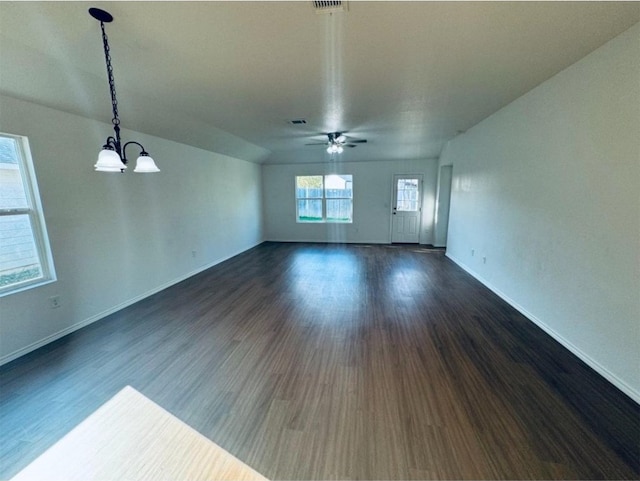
133, 153, 160, 173
95, 148, 127, 172
89, 8, 160, 173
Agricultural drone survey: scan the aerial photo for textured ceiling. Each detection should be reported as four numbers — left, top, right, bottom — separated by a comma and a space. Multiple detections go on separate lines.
1, 1, 638, 164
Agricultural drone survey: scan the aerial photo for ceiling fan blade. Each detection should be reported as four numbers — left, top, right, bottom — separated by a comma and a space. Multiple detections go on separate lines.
305, 133, 366, 148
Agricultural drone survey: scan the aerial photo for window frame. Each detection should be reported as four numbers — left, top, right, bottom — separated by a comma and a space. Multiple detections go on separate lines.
295, 174, 353, 224
0, 132, 56, 296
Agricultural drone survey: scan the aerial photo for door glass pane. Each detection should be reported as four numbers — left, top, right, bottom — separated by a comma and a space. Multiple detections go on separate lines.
396, 178, 419, 211
297, 199, 323, 222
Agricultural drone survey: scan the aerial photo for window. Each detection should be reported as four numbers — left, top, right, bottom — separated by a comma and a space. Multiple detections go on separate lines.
395, 178, 420, 211
296, 174, 353, 223
0, 133, 55, 296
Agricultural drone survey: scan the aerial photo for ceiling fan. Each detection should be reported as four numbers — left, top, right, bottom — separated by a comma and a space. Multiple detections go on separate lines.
305, 132, 367, 154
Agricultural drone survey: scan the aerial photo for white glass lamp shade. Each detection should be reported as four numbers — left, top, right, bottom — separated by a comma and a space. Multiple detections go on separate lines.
133, 154, 160, 173
326, 144, 343, 154
95, 148, 127, 172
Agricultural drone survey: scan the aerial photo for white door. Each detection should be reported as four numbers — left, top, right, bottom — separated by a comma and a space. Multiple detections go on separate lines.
391, 175, 422, 243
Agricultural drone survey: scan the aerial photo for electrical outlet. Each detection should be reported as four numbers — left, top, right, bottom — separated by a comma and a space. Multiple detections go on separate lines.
49, 296, 61, 309
483, 256, 487, 264
191, 250, 197, 258
471, 249, 475, 256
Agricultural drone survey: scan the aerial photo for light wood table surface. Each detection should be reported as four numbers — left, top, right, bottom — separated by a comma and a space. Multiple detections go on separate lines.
11, 386, 268, 481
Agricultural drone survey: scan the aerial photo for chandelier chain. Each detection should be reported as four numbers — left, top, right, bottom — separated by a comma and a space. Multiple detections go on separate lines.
100, 21, 120, 127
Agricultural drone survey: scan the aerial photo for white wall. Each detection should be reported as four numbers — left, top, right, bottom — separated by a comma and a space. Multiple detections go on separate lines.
433, 165, 453, 247
0, 95, 264, 364
263, 159, 439, 244
442, 24, 640, 401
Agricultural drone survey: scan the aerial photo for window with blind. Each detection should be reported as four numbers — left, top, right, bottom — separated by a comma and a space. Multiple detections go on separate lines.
295, 175, 353, 223
0, 133, 55, 296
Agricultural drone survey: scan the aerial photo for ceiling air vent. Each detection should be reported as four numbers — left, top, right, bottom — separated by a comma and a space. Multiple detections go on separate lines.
312, 1, 348, 14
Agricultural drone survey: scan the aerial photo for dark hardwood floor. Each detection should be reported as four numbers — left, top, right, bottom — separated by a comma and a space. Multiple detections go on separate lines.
1, 242, 638, 480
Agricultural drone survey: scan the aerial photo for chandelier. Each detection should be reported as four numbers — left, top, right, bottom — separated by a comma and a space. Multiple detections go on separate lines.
89, 8, 160, 173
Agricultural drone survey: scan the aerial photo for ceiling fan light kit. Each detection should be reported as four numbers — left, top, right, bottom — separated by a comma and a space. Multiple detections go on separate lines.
327, 133, 344, 154
89, 7, 160, 173
307, 131, 367, 155
327, 144, 344, 154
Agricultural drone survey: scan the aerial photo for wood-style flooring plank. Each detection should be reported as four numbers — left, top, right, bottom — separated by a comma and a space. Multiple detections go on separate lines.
1, 242, 638, 480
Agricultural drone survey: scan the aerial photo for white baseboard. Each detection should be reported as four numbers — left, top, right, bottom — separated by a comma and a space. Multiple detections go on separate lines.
0, 242, 263, 367
446, 252, 640, 405
264, 238, 388, 244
